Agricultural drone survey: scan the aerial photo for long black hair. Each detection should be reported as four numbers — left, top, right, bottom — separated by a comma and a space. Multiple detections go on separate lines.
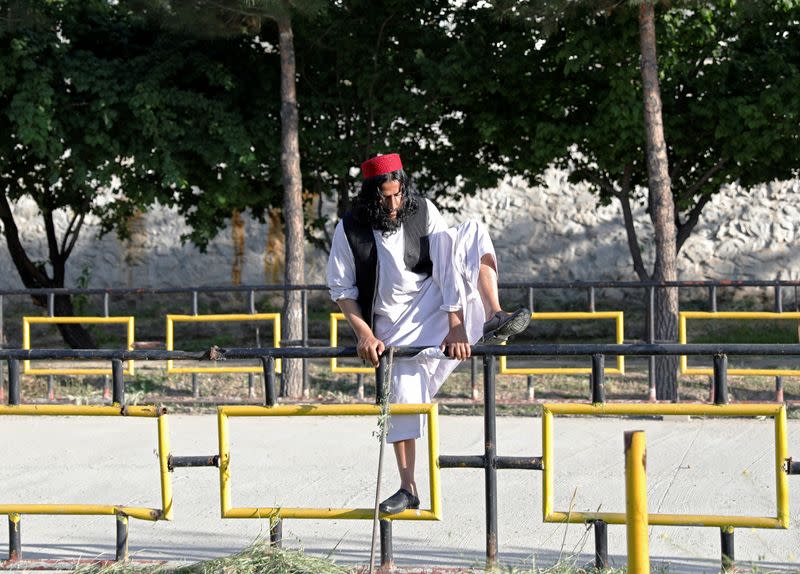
352, 169, 422, 236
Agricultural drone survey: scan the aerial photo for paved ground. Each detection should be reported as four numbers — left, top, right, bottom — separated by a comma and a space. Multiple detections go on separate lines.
2, 412, 800, 573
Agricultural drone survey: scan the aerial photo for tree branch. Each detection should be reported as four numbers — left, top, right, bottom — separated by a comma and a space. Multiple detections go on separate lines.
676, 193, 713, 254
42, 206, 62, 266
616, 164, 649, 281
62, 211, 86, 260
0, 193, 50, 287
683, 158, 726, 200
59, 209, 80, 254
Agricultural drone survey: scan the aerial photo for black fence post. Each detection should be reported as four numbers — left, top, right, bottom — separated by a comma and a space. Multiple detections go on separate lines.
380, 519, 394, 568
647, 287, 656, 402
594, 520, 609, 570
713, 354, 728, 405
709, 285, 717, 313
588, 287, 596, 312
262, 357, 276, 406
376, 354, 387, 404
721, 527, 734, 572
471, 357, 479, 401
776, 375, 784, 403
115, 514, 128, 561
591, 354, 605, 404
247, 373, 255, 399
270, 518, 282, 548
775, 284, 783, 313
483, 354, 498, 566
112, 359, 124, 405
8, 514, 21, 561
301, 289, 309, 399
356, 373, 364, 400
8, 359, 20, 405
527, 374, 535, 401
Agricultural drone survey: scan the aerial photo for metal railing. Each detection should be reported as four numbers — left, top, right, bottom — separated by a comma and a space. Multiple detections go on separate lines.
3, 343, 800, 570
2, 279, 799, 404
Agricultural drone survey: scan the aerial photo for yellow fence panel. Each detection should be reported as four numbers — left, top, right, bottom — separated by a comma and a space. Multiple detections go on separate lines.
499, 311, 625, 375
0, 404, 172, 521
217, 403, 441, 520
679, 311, 800, 376
166, 313, 281, 374
22, 316, 135, 376
541, 402, 789, 529
329, 313, 373, 374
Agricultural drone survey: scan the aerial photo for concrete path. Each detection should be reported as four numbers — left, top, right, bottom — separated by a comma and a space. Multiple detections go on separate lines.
2, 412, 800, 573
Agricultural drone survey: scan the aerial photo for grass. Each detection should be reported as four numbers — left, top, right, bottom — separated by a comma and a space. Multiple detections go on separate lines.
67, 542, 788, 573
70, 541, 627, 573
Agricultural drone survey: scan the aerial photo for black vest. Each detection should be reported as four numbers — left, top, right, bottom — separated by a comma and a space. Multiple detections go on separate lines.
342, 199, 432, 326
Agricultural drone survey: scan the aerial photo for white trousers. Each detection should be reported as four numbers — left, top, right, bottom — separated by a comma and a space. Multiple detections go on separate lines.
373, 220, 496, 442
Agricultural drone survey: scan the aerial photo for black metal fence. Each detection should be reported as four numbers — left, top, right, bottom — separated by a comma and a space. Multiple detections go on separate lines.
2, 279, 800, 403
3, 343, 800, 570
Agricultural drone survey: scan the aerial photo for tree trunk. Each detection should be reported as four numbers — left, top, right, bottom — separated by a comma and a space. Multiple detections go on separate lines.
231, 209, 245, 286
277, 9, 305, 398
639, 2, 678, 400
0, 194, 95, 348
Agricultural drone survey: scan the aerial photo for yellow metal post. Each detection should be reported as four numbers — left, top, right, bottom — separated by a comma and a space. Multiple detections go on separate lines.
542, 409, 553, 520
218, 410, 231, 517
157, 413, 173, 520
775, 405, 790, 528
625, 430, 649, 574
428, 404, 442, 520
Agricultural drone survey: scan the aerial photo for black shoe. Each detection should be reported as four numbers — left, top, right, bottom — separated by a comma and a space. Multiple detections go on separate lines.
379, 488, 420, 515
481, 308, 531, 345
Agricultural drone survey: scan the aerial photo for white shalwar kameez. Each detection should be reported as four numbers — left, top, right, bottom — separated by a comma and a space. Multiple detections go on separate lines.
327, 199, 496, 442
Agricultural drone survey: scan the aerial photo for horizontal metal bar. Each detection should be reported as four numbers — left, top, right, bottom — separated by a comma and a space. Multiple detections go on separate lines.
4, 279, 800, 298
439, 456, 543, 470
0, 505, 163, 521
495, 456, 543, 470
784, 458, 800, 475
223, 506, 439, 521
544, 403, 782, 417
0, 405, 164, 417
168, 455, 219, 470
545, 510, 784, 529
439, 455, 484, 468
219, 404, 434, 417
4, 343, 800, 362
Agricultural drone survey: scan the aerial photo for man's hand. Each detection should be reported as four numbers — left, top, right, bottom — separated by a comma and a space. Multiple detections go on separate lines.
441, 311, 471, 360
357, 333, 385, 367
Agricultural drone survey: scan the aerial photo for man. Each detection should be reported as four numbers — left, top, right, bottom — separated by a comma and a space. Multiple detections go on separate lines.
327, 153, 530, 514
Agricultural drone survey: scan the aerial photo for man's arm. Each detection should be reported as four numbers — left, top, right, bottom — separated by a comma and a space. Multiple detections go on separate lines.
337, 298, 385, 367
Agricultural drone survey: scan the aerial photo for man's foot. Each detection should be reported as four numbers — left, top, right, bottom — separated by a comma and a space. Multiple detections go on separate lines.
379, 488, 420, 515
481, 308, 531, 345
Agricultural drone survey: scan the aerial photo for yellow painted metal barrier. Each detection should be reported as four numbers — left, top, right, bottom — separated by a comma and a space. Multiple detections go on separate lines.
625, 430, 649, 574
0, 404, 173, 521
499, 311, 625, 375
166, 313, 281, 374
22, 316, 135, 376
329, 313, 373, 374
217, 403, 442, 520
541, 402, 789, 529
679, 311, 800, 376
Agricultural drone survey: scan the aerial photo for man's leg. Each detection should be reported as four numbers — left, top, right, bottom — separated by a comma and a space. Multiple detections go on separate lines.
478, 253, 502, 321
393, 438, 417, 496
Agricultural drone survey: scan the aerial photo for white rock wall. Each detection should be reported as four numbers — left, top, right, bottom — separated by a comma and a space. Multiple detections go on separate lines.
1, 170, 798, 290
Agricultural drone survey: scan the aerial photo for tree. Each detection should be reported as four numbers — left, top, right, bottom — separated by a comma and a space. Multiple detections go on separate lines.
445, 0, 800, 398
1, 0, 283, 347
128, 0, 323, 398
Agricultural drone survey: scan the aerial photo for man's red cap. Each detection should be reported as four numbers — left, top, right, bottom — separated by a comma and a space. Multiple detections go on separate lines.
361, 153, 403, 180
